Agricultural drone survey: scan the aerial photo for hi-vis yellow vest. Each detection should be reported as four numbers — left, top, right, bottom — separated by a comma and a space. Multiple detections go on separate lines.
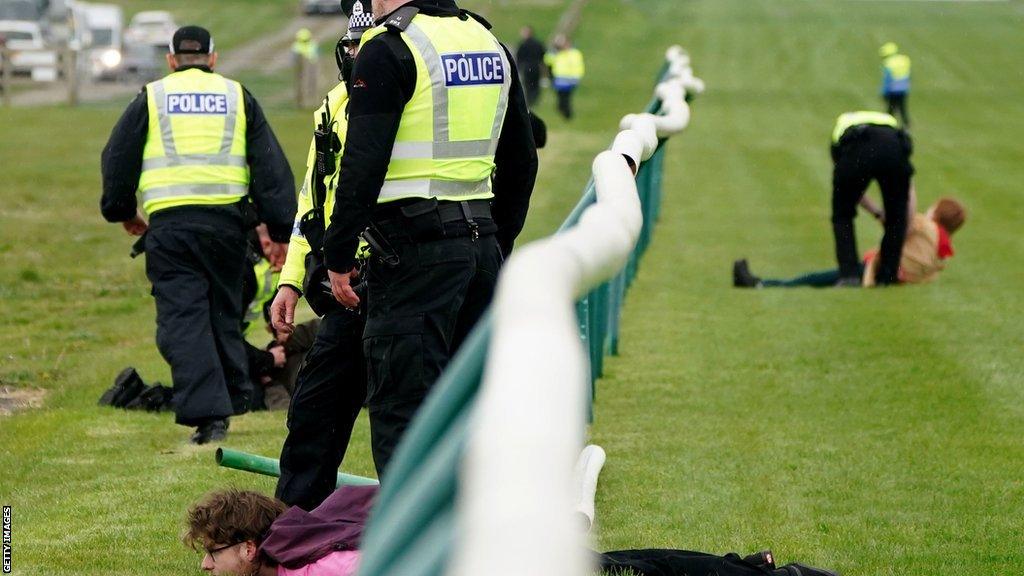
545, 48, 585, 81
832, 111, 899, 144
883, 54, 911, 81
279, 81, 350, 291
360, 12, 512, 203
245, 258, 280, 339
139, 68, 249, 215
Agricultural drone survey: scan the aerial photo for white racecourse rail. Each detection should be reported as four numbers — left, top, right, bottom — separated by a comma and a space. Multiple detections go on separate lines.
449, 46, 698, 576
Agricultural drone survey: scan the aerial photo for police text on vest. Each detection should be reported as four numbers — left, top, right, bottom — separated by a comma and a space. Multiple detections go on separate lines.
167, 93, 229, 114
441, 53, 505, 87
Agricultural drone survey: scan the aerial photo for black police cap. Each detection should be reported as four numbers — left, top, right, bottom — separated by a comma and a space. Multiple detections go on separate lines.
170, 25, 214, 55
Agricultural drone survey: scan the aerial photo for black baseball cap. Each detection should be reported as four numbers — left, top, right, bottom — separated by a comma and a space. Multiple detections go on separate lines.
170, 25, 214, 55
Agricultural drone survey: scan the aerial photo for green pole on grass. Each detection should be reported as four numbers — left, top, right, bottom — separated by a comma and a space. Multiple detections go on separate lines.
215, 447, 378, 487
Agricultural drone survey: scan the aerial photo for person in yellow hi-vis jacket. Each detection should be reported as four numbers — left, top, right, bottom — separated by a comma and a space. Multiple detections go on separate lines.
321, 0, 538, 478
100, 26, 295, 445
545, 34, 585, 119
879, 42, 911, 127
268, 0, 377, 512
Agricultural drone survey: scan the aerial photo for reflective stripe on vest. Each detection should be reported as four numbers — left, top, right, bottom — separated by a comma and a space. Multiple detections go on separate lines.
378, 178, 491, 202
832, 111, 900, 143
139, 69, 249, 214
361, 15, 511, 203
142, 183, 249, 203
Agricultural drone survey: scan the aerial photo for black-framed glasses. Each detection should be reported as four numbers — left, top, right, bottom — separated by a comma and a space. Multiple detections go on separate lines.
204, 542, 241, 560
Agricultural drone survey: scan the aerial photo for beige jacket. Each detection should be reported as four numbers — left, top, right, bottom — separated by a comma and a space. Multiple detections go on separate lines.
863, 214, 946, 286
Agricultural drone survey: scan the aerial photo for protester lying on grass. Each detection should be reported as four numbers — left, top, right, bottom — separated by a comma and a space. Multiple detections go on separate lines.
183, 446, 840, 576
733, 197, 966, 289
183, 486, 372, 576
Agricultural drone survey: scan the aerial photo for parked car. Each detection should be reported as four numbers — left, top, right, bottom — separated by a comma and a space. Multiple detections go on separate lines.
0, 19, 57, 79
124, 10, 175, 48
84, 2, 123, 80
301, 0, 343, 15
0, 0, 41, 22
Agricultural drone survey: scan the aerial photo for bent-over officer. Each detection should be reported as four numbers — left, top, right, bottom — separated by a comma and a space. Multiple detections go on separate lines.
322, 0, 538, 477
830, 111, 914, 286
270, 0, 377, 511
100, 26, 296, 444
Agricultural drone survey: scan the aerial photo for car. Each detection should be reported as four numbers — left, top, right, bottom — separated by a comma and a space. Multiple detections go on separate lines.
0, 0, 41, 22
83, 3, 124, 80
301, 0, 343, 16
124, 9, 175, 49
0, 19, 58, 79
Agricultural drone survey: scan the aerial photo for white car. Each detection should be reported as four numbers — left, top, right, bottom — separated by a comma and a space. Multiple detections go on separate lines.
84, 3, 124, 80
124, 10, 175, 49
0, 19, 58, 79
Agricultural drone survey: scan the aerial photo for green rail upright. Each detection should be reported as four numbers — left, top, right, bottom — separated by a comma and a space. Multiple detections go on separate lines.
355, 58, 680, 576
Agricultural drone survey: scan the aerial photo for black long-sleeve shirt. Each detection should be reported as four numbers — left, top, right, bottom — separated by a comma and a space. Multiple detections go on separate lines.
322, 0, 539, 272
100, 66, 296, 242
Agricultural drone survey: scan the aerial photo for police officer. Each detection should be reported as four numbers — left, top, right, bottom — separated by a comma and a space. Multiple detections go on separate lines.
545, 34, 585, 119
879, 42, 911, 127
830, 111, 914, 287
100, 26, 296, 444
323, 0, 538, 477
270, 1, 377, 511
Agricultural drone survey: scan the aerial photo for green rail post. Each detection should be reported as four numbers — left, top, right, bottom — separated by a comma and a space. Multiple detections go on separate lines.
215, 448, 378, 487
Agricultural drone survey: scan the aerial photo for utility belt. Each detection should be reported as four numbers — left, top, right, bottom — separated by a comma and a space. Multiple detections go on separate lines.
371, 198, 496, 245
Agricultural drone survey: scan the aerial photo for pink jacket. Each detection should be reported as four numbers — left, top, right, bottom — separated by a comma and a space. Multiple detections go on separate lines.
278, 550, 361, 576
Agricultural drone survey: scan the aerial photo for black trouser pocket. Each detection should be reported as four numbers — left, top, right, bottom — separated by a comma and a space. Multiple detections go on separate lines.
363, 314, 426, 408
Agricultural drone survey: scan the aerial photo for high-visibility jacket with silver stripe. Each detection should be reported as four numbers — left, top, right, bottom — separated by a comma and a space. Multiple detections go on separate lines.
139, 68, 249, 215
832, 111, 900, 144
360, 13, 512, 203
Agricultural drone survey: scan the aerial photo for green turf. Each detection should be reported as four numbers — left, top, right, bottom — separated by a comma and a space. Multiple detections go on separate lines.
1, 0, 1023, 574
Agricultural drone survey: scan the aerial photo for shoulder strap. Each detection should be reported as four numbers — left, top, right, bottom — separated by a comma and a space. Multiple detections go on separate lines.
462, 9, 493, 29
384, 5, 419, 33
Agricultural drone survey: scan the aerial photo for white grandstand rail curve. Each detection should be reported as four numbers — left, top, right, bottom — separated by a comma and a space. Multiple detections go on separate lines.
448, 46, 695, 576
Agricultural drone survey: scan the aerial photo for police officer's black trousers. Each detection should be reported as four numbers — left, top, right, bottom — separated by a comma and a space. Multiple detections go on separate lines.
362, 230, 502, 479
557, 88, 575, 119
144, 208, 252, 427
275, 308, 366, 511
831, 127, 913, 285
884, 93, 910, 128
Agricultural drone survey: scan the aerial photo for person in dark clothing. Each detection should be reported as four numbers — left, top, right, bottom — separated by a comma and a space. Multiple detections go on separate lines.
829, 111, 914, 286
322, 0, 538, 478
515, 25, 546, 107
269, 3, 374, 512
183, 485, 839, 576
100, 26, 296, 444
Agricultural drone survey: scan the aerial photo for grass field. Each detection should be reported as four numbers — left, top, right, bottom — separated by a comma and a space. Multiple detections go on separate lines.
1, 0, 1023, 574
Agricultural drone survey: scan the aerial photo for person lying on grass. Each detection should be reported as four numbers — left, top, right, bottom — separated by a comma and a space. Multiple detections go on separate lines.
733, 197, 966, 289
184, 446, 839, 576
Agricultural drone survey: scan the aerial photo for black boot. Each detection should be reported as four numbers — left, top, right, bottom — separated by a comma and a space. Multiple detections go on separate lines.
190, 418, 230, 445
732, 259, 762, 288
